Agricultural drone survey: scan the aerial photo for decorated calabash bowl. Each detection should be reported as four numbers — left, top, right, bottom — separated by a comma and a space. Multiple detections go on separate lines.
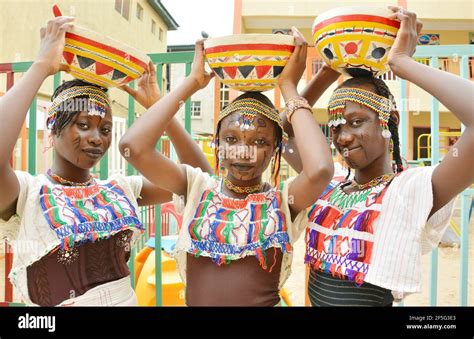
61, 26, 151, 88
204, 34, 295, 92
312, 6, 400, 77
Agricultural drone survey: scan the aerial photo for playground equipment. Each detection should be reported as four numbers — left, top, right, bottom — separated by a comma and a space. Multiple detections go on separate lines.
204, 34, 295, 92
53, 5, 150, 88
312, 6, 400, 77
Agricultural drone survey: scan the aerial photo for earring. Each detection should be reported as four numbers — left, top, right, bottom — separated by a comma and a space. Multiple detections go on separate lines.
382, 129, 392, 139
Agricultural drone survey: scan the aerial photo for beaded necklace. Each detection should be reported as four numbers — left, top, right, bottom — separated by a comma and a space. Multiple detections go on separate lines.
224, 178, 263, 194
329, 173, 396, 210
352, 173, 396, 190
47, 169, 94, 187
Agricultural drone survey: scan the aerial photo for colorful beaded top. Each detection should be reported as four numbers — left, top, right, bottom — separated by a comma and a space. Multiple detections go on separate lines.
186, 179, 291, 269
304, 175, 397, 285
39, 178, 144, 251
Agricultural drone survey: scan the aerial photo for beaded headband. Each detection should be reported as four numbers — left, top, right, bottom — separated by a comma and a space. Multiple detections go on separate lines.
328, 87, 393, 137
217, 98, 288, 142
47, 86, 111, 130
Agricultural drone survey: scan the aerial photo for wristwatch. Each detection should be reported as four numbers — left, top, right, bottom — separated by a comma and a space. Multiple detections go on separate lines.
285, 96, 313, 124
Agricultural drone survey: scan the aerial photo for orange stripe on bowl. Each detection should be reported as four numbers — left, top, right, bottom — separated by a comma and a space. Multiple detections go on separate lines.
313, 14, 400, 35
205, 43, 295, 54
66, 32, 148, 69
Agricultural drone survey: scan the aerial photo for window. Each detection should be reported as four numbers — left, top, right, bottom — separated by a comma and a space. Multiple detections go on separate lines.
191, 101, 201, 117
220, 83, 230, 110
151, 19, 156, 34
311, 58, 324, 76
115, 0, 130, 20
159, 28, 164, 41
136, 3, 143, 20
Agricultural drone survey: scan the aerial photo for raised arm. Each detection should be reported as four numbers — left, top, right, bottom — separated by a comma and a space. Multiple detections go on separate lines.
278, 28, 334, 219
119, 41, 213, 199
280, 65, 340, 173
0, 17, 73, 220
387, 6, 474, 216
120, 62, 213, 174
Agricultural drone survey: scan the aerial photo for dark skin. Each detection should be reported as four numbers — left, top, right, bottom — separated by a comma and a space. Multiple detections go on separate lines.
284, 6, 474, 218
218, 111, 277, 198
120, 29, 334, 221
330, 84, 400, 194
50, 110, 113, 183
0, 17, 212, 221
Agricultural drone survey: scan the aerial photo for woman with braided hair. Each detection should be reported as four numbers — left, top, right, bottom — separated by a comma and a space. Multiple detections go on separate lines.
120, 27, 334, 306
282, 6, 474, 306
0, 17, 211, 306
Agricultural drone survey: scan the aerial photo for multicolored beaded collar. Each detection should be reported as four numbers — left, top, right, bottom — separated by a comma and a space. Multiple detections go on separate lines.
186, 179, 291, 269
328, 87, 393, 138
47, 85, 111, 130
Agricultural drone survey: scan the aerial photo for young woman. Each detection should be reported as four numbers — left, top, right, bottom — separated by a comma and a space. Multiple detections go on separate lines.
283, 6, 474, 306
119, 28, 335, 306
0, 17, 211, 306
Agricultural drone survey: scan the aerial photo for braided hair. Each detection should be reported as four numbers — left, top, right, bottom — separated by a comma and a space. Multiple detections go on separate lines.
214, 92, 283, 187
337, 76, 404, 177
50, 79, 108, 136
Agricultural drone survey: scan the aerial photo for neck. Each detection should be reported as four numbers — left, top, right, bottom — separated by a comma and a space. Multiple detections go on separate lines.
223, 173, 263, 198
50, 153, 91, 183
353, 152, 393, 185
226, 173, 262, 187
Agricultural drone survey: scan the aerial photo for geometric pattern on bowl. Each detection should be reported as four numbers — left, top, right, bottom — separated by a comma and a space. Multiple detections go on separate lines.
312, 7, 400, 77
204, 34, 295, 92
61, 26, 150, 88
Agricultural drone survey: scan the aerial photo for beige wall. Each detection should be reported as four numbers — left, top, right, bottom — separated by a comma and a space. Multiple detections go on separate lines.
242, 0, 474, 19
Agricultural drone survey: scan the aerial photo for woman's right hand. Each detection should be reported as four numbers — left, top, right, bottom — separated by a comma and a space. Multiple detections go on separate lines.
278, 27, 308, 100
188, 39, 214, 89
34, 16, 74, 76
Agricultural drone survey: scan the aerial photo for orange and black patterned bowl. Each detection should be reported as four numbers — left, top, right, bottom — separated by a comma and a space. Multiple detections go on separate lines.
204, 34, 295, 92
313, 7, 400, 77
61, 26, 150, 88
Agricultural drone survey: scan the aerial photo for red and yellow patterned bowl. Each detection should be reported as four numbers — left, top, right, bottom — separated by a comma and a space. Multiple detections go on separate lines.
61, 26, 150, 88
204, 34, 295, 92
312, 7, 400, 77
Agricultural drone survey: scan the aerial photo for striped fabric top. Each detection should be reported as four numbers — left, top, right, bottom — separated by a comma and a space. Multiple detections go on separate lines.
304, 166, 456, 300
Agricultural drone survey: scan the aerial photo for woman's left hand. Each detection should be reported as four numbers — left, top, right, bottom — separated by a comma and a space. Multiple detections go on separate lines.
387, 6, 423, 68
120, 61, 161, 109
278, 27, 308, 97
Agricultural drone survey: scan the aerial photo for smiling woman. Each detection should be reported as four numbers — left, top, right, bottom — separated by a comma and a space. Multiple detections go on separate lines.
282, 6, 474, 307
0, 16, 212, 306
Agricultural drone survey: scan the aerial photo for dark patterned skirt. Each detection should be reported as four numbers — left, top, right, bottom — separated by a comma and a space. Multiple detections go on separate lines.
308, 268, 394, 307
